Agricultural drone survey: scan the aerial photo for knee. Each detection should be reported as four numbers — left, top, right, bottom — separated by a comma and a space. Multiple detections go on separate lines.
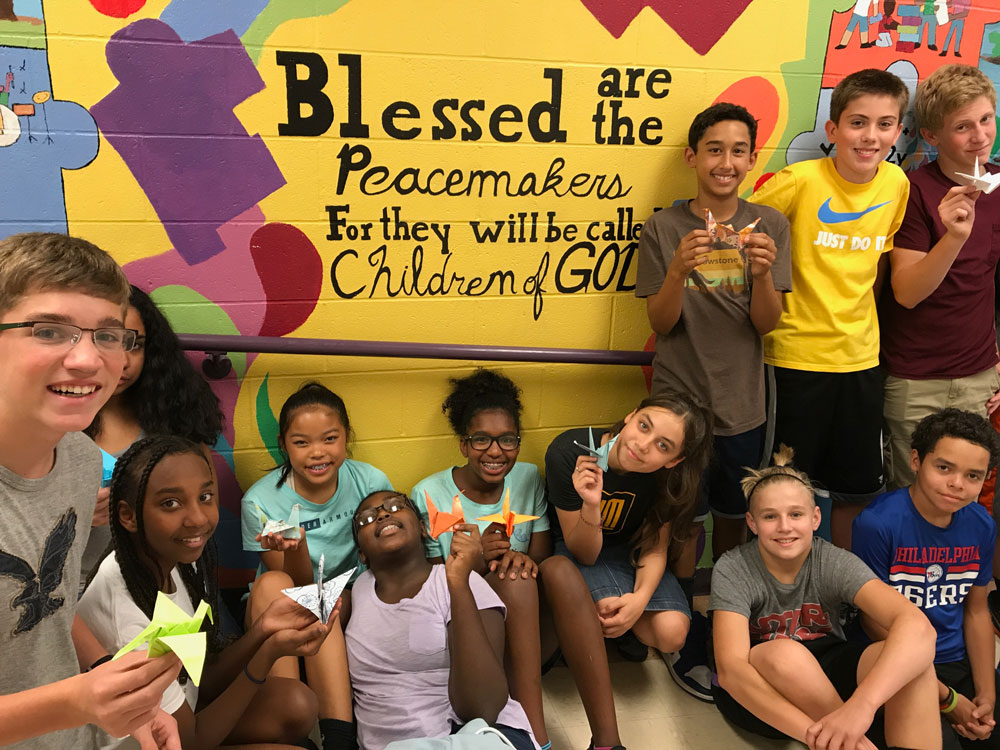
641, 611, 689, 653
748, 639, 809, 681
489, 573, 539, 612
539, 557, 588, 602
248, 571, 295, 614
270, 678, 319, 741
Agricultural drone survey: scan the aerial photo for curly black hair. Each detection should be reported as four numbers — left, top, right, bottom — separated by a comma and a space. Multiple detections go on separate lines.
441, 368, 523, 436
107, 435, 228, 683
86, 286, 223, 446
911, 408, 999, 468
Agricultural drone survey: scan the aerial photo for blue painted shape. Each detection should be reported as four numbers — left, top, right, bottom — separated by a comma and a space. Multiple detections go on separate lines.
13, 1, 42, 17
0, 46, 99, 238
160, 0, 269, 43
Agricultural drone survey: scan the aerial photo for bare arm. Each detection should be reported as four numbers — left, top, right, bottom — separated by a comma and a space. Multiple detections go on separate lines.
964, 586, 996, 721
890, 185, 977, 309
72, 613, 108, 670
258, 531, 313, 586
555, 455, 606, 566
526, 528, 552, 565
745, 232, 783, 335
713, 610, 817, 742
446, 525, 509, 723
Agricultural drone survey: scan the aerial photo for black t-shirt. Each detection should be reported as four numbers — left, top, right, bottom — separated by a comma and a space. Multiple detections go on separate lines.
545, 427, 658, 548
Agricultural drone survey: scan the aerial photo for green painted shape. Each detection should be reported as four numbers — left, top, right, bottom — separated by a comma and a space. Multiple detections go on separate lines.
149, 285, 247, 379
256, 374, 285, 465
993, 118, 1000, 158
242, 0, 353, 64
752, 1, 857, 184
0, 19, 47, 50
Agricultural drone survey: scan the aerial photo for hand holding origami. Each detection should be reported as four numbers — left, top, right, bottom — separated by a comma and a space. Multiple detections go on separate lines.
425, 490, 465, 539
113, 591, 213, 686
476, 488, 539, 538
256, 503, 301, 539
281, 554, 354, 625
573, 427, 616, 471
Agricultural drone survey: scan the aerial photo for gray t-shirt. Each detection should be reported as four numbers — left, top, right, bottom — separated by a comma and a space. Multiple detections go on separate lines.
636, 199, 792, 435
0, 431, 100, 749
710, 537, 875, 643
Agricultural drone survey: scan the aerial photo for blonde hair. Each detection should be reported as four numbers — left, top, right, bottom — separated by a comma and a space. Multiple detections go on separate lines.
915, 64, 997, 133
0, 233, 129, 317
741, 444, 814, 507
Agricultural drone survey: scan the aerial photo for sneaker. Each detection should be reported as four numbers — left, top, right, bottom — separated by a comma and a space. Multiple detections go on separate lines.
587, 742, 626, 750
662, 613, 714, 702
612, 629, 648, 662
988, 589, 1000, 636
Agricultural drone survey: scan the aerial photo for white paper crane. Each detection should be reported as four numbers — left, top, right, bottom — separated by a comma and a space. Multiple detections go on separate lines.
954, 156, 1000, 194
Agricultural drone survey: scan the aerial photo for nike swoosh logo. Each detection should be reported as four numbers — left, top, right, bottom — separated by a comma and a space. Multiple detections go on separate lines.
817, 198, 892, 224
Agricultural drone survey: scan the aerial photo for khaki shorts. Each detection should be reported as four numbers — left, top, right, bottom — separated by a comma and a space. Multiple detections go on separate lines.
884, 366, 1000, 489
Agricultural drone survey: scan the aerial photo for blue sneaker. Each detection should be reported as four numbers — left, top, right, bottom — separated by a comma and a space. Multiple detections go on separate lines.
662, 612, 714, 702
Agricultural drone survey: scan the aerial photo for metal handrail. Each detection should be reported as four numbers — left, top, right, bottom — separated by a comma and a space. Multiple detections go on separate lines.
178, 333, 653, 378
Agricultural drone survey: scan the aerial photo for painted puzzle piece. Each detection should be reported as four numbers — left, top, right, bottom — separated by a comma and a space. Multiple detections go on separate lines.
955, 156, 1000, 195
573, 427, 616, 471
113, 591, 213, 686
425, 490, 465, 539
282, 554, 353, 625
90, 19, 285, 264
257, 502, 301, 539
476, 489, 539, 539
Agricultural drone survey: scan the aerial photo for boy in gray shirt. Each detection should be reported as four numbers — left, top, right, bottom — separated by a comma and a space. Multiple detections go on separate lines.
711, 446, 942, 749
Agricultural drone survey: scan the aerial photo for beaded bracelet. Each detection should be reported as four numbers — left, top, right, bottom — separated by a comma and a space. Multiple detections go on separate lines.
940, 686, 959, 714
578, 510, 602, 528
243, 664, 266, 685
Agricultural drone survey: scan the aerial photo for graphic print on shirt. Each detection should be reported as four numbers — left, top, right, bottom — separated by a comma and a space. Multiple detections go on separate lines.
0, 509, 77, 635
889, 545, 980, 609
686, 243, 746, 294
599, 490, 635, 533
751, 602, 833, 642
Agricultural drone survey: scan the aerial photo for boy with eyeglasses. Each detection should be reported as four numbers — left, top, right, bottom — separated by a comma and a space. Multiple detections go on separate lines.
0, 232, 180, 748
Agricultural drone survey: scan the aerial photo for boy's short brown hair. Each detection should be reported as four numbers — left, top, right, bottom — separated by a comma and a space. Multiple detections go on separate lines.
914, 64, 997, 134
830, 68, 909, 124
0, 232, 130, 317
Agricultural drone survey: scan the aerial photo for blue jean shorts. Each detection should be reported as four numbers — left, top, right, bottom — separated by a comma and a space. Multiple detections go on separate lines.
553, 539, 690, 615
846, 12, 868, 32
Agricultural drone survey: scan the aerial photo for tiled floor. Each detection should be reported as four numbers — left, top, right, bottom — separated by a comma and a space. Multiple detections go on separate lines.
540, 654, 801, 750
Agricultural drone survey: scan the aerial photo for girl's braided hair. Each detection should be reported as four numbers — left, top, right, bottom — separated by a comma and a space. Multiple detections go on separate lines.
741, 444, 815, 504
107, 434, 228, 682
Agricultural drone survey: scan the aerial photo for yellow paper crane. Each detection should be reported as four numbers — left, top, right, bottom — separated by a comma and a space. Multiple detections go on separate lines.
476, 488, 539, 538
113, 591, 213, 686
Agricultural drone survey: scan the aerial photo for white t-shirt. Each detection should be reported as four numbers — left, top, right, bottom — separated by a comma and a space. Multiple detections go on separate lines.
78, 554, 198, 729
853, 0, 874, 14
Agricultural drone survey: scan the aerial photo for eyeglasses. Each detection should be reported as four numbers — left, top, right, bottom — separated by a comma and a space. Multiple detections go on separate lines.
463, 433, 521, 451
354, 495, 412, 528
0, 321, 138, 353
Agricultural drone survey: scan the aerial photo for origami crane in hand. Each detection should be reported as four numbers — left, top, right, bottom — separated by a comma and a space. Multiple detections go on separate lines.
476, 488, 539, 538
954, 156, 1000, 194
256, 503, 301, 539
425, 490, 465, 539
282, 554, 353, 625
573, 427, 616, 471
705, 208, 761, 251
113, 591, 213, 685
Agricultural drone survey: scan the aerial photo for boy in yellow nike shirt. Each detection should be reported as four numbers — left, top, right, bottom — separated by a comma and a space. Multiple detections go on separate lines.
752, 69, 910, 549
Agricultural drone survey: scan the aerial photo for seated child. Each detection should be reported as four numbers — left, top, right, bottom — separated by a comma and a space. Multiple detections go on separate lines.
240, 381, 393, 749
752, 68, 911, 548
411, 368, 550, 747
854, 409, 1000, 748
345, 490, 537, 749
541, 390, 712, 750
78, 435, 331, 749
711, 445, 942, 749
82, 284, 223, 587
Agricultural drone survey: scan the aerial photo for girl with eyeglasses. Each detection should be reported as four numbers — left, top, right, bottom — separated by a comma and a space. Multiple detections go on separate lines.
240, 381, 393, 750
411, 368, 551, 748
346, 490, 537, 749
539, 390, 713, 750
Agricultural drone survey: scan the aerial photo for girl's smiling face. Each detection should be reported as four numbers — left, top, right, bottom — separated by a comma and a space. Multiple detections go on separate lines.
120, 451, 218, 576
280, 405, 348, 501
460, 408, 520, 485
611, 406, 686, 473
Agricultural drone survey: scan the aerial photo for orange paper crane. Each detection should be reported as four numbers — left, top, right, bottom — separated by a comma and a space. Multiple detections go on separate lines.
476, 488, 539, 538
425, 490, 465, 539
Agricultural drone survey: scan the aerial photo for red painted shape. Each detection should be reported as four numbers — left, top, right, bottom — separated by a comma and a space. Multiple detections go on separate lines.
713, 77, 779, 148
250, 223, 323, 337
754, 172, 775, 193
88, 0, 147, 18
579, 0, 755, 54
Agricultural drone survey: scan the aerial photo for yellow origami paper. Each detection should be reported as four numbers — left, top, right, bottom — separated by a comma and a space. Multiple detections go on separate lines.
476, 488, 539, 538
113, 591, 213, 686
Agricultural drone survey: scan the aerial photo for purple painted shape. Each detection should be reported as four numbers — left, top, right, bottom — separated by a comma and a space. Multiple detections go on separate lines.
91, 19, 285, 264
124, 206, 267, 335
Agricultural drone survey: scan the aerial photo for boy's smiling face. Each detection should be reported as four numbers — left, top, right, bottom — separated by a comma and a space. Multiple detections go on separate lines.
746, 481, 820, 567
684, 120, 756, 205
922, 95, 997, 175
826, 93, 903, 183
909, 436, 990, 527
0, 289, 125, 442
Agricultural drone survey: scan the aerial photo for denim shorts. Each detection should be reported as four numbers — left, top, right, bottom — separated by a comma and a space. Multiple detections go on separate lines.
553, 539, 690, 615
